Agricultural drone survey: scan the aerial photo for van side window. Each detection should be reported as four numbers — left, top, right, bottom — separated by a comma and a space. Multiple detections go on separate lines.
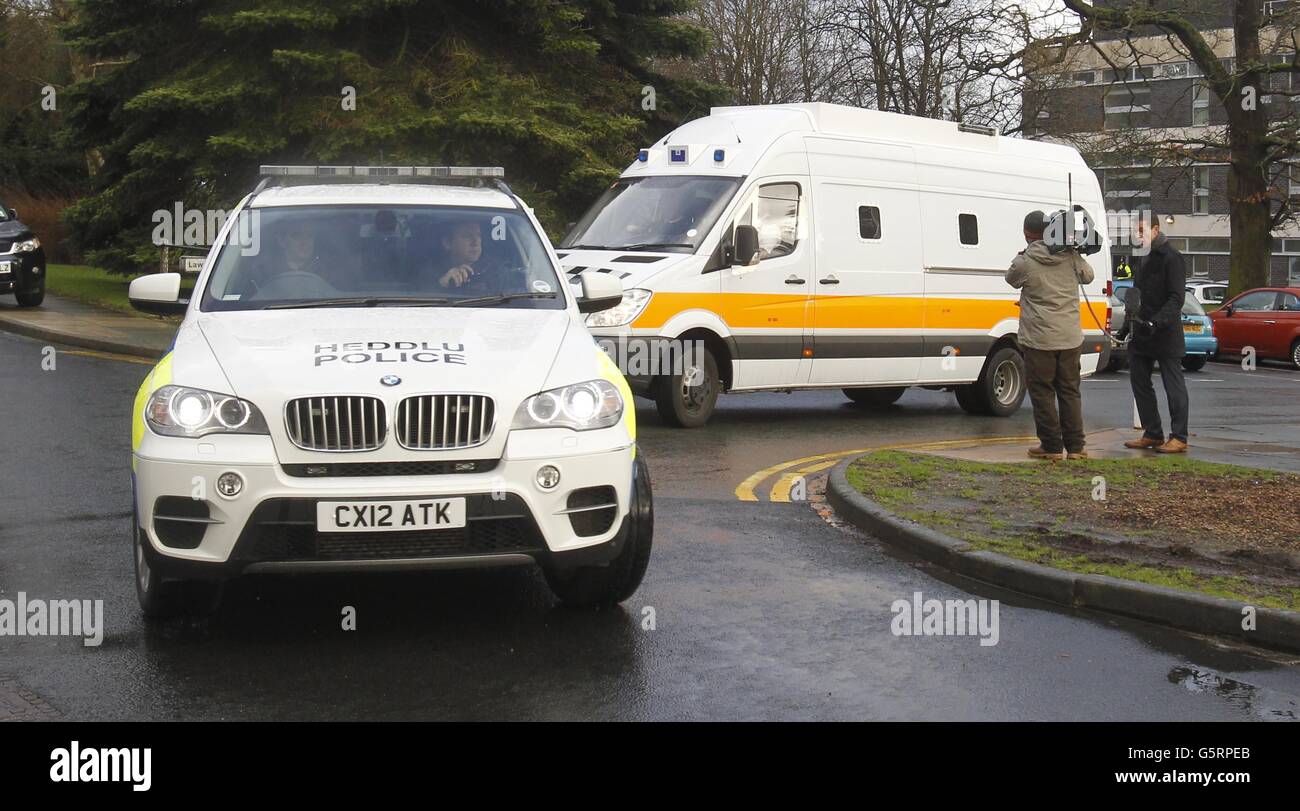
756, 183, 799, 259
958, 213, 978, 245
858, 206, 882, 240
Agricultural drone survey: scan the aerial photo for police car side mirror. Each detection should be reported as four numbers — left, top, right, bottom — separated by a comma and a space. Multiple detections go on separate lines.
129, 272, 188, 316
577, 271, 624, 314
732, 225, 760, 267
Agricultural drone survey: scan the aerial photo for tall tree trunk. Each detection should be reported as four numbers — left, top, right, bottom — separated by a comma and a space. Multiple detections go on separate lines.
1225, 0, 1271, 297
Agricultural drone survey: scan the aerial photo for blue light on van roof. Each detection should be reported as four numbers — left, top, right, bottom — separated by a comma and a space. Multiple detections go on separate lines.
637, 149, 649, 162
714, 149, 725, 162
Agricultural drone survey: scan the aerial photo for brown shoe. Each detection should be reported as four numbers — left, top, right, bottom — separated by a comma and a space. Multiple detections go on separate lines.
1027, 446, 1063, 460
1124, 436, 1163, 449
1066, 451, 1089, 460
1155, 438, 1188, 454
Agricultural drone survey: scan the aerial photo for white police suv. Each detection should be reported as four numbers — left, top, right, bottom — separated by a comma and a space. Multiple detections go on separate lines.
128, 166, 651, 618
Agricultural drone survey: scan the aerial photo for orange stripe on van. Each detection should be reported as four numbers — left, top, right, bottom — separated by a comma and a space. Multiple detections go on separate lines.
633, 293, 1108, 332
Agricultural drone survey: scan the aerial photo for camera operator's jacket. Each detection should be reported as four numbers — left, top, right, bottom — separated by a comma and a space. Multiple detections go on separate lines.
1005, 240, 1096, 351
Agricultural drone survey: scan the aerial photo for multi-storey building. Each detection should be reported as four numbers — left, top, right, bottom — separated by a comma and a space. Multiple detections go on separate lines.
1025, 1, 1300, 286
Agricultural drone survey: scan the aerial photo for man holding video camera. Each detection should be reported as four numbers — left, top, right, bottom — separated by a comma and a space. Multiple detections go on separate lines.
1121, 216, 1190, 453
1006, 210, 1095, 460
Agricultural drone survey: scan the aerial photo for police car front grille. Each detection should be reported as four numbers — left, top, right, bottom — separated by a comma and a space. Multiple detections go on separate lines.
395, 394, 494, 449
285, 396, 387, 451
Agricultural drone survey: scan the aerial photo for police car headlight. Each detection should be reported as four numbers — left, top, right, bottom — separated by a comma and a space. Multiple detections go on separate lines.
12, 237, 40, 253
145, 385, 269, 438
512, 380, 623, 431
584, 289, 652, 328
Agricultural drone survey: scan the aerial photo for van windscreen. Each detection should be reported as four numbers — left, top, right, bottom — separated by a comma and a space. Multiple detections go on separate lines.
561, 175, 742, 253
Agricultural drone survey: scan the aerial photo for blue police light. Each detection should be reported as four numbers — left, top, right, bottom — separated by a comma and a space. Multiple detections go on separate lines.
637, 149, 649, 162
714, 149, 725, 162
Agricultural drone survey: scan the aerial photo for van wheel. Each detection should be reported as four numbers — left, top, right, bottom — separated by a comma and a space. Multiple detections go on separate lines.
545, 455, 653, 608
1181, 355, 1207, 372
957, 346, 1025, 417
843, 386, 905, 408
653, 345, 719, 428
134, 520, 221, 620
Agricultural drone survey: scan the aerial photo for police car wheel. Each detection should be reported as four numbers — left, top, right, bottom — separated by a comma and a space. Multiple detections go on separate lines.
843, 387, 905, 408
545, 455, 654, 608
964, 346, 1025, 417
15, 279, 44, 308
134, 521, 222, 620
1181, 355, 1207, 372
653, 346, 719, 428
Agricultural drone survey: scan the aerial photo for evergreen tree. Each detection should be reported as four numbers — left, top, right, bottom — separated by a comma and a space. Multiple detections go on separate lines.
61, 0, 719, 272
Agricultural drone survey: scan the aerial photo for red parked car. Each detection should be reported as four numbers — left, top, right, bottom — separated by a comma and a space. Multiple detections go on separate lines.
1208, 287, 1300, 369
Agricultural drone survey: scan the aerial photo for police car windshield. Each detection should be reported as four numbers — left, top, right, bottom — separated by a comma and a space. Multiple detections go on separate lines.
200, 206, 565, 312
561, 175, 741, 253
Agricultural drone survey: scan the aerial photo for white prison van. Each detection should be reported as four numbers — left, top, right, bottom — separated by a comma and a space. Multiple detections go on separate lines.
559, 103, 1112, 427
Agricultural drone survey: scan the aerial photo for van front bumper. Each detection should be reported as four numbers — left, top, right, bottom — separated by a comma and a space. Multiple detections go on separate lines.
133, 442, 635, 578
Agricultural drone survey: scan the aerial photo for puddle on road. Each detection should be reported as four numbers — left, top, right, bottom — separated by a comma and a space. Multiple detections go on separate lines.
1168, 665, 1299, 721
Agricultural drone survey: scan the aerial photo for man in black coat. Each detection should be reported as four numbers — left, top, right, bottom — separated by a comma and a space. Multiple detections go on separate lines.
1123, 217, 1190, 453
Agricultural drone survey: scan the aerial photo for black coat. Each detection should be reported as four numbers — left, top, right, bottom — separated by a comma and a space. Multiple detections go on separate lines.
1129, 236, 1187, 358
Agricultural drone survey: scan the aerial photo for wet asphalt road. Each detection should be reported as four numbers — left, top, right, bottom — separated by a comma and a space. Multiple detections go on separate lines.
1, 329, 1299, 721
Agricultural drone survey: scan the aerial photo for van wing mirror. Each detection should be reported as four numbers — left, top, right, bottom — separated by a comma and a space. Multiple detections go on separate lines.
577, 271, 624, 314
129, 272, 188, 316
732, 224, 760, 267
6, 208, 16, 220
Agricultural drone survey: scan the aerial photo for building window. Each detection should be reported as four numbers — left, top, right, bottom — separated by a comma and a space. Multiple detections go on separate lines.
858, 206, 882, 240
1289, 164, 1300, 197
1071, 70, 1095, 86
1192, 80, 1211, 125
1104, 169, 1151, 212
1193, 166, 1210, 214
1104, 85, 1151, 128
1188, 255, 1211, 278
958, 213, 979, 245
1187, 237, 1229, 253
755, 183, 800, 259
1290, 257, 1300, 284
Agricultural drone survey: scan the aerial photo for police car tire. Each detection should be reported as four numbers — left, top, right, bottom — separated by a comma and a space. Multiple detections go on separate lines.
134, 521, 222, 620
1182, 355, 1207, 372
15, 280, 44, 308
966, 346, 1025, 417
545, 455, 653, 608
843, 386, 905, 408
653, 346, 719, 428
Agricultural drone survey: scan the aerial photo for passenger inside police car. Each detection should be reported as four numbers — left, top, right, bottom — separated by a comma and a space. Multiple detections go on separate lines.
244, 217, 351, 299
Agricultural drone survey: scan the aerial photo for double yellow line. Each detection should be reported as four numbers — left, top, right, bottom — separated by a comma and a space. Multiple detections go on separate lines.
735, 435, 1038, 502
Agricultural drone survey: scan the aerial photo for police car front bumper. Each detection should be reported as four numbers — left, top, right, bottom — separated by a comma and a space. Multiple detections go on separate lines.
132, 433, 635, 578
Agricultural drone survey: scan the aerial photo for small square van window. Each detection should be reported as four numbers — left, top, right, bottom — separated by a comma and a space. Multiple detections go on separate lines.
958, 213, 979, 245
756, 183, 800, 259
858, 206, 882, 240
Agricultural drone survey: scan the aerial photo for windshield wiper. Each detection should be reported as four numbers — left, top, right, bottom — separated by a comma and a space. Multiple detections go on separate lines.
264, 296, 453, 310
562, 243, 615, 251
448, 292, 559, 307
613, 242, 694, 251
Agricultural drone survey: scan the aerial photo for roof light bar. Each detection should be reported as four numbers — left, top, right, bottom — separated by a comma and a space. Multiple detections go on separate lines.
259, 165, 506, 178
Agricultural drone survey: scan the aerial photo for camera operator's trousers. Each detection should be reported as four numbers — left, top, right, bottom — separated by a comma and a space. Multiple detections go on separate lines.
1023, 346, 1085, 454
1128, 350, 1189, 443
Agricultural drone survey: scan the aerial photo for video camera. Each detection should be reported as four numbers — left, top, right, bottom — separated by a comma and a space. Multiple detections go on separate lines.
1043, 204, 1103, 256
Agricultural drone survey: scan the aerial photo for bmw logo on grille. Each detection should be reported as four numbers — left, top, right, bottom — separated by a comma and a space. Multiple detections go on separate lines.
380, 375, 402, 387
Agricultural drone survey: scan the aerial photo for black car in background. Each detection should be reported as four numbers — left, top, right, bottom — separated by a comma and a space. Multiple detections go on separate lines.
0, 200, 46, 307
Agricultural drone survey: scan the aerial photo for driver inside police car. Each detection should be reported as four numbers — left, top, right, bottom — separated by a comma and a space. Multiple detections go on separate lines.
435, 219, 487, 288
